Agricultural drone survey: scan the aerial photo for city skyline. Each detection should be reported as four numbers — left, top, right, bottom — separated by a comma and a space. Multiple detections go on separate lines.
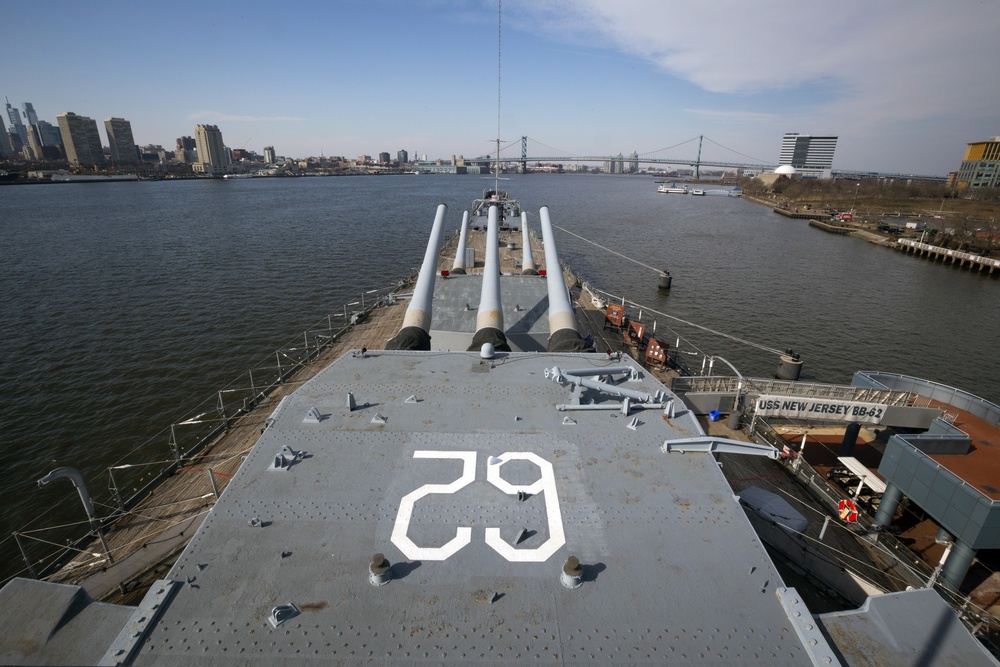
1, 0, 999, 176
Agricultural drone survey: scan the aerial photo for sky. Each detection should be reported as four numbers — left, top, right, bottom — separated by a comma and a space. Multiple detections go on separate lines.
2, 0, 998, 176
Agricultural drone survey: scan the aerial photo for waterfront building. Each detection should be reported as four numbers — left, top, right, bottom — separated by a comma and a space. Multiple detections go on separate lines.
5, 97, 28, 144
378, 151, 391, 164
397, 149, 408, 165
264, 145, 276, 164
56, 112, 106, 167
193, 124, 228, 175
956, 137, 1000, 192
778, 132, 837, 179
104, 117, 139, 166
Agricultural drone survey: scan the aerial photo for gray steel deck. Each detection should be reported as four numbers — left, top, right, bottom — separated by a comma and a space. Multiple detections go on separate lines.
132, 350, 808, 664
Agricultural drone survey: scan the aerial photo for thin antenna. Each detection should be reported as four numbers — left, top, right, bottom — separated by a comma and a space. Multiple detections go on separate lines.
495, 0, 502, 195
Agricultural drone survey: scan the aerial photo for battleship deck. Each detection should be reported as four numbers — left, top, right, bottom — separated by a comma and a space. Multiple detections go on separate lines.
37, 223, 604, 601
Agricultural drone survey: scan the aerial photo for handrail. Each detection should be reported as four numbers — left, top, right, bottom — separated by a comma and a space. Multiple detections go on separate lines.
7, 272, 420, 587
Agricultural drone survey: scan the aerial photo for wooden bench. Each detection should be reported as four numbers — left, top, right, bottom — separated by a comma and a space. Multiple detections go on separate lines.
645, 338, 668, 371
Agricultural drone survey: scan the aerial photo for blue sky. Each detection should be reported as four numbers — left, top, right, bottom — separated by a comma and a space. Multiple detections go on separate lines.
3, 0, 998, 175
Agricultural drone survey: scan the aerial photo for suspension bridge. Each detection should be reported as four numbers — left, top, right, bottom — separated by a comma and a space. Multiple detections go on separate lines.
474, 135, 777, 177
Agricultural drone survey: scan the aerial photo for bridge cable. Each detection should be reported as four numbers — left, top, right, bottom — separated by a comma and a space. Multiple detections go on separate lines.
551, 223, 785, 357
701, 136, 771, 165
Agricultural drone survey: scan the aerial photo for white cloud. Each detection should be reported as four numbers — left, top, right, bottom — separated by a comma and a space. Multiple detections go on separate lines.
518, 0, 1000, 172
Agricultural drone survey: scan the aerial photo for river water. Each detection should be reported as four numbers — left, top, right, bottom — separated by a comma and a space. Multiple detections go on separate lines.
1, 174, 997, 581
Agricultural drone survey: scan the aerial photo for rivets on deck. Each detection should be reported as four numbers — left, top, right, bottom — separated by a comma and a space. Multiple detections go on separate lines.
561, 556, 583, 589
369, 553, 392, 586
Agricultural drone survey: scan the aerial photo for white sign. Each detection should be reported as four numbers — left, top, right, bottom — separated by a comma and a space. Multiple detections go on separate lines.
755, 395, 887, 424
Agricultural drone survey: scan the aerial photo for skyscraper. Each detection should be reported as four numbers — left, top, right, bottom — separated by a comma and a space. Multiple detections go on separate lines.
36, 120, 62, 148
193, 124, 228, 174
22, 102, 38, 126
264, 145, 276, 164
105, 117, 138, 165
5, 97, 27, 144
778, 133, 838, 179
57, 112, 106, 167
0, 113, 9, 157
397, 149, 408, 165
25, 124, 43, 161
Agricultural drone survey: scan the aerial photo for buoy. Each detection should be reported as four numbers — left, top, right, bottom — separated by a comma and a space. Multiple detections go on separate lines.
658, 270, 672, 289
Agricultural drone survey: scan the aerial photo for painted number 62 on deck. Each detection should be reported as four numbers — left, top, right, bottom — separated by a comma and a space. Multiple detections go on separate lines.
390, 451, 566, 563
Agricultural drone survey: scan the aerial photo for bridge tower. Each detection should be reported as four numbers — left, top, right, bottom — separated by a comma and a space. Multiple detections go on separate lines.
521, 136, 527, 174
695, 135, 703, 180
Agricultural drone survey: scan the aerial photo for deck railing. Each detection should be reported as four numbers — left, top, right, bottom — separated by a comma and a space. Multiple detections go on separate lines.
6, 274, 418, 587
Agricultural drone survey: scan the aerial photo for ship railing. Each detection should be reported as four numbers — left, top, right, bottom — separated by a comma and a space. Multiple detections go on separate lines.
569, 270, 713, 376
672, 376, 914, 406
6, 273, 419, 588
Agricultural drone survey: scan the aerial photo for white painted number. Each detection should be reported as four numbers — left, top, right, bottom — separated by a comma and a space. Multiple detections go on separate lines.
391, 450, 565, 562
390, 451, 476, 561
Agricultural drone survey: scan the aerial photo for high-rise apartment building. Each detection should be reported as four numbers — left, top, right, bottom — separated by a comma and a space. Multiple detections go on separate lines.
778, 133, 837, 179
105, 117, 138, 165
955, 137, 1000, 192
57, 112, 106, 167
193, 124, 228, 174
264, 145, 276, 164
397, 149, 408, 165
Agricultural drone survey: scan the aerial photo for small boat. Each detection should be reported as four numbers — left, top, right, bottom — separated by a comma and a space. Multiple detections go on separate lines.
657, 183, 688, 194
691, 189, 705, 196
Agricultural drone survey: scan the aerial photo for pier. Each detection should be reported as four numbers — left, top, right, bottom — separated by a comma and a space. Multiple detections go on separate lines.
895, 238, 1000, 275
808, 219, 854, 234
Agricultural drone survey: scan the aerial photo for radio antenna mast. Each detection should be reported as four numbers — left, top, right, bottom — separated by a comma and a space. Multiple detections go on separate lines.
495, 0, 502, 194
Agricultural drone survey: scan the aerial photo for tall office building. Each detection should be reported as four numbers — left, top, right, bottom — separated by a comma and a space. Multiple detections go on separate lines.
22, 102, 38, 126
57, 112, 106, 167
25, 124, 43, 160
956, 137, 1000, 191
193, 124, 228, 174
36, 120, 62, 148
778, 133, 837, 179
5, 97, 27, 144
0, 113, 9, 157
264, 145, 276, 164
105, 117, 138, 165
397, 149, 408, 166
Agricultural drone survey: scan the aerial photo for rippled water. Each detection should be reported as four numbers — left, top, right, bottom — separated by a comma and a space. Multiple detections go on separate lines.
1, 174, 997, 580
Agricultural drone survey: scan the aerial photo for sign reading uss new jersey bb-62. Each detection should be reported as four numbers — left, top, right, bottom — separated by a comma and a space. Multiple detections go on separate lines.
755, 395, 888, 424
